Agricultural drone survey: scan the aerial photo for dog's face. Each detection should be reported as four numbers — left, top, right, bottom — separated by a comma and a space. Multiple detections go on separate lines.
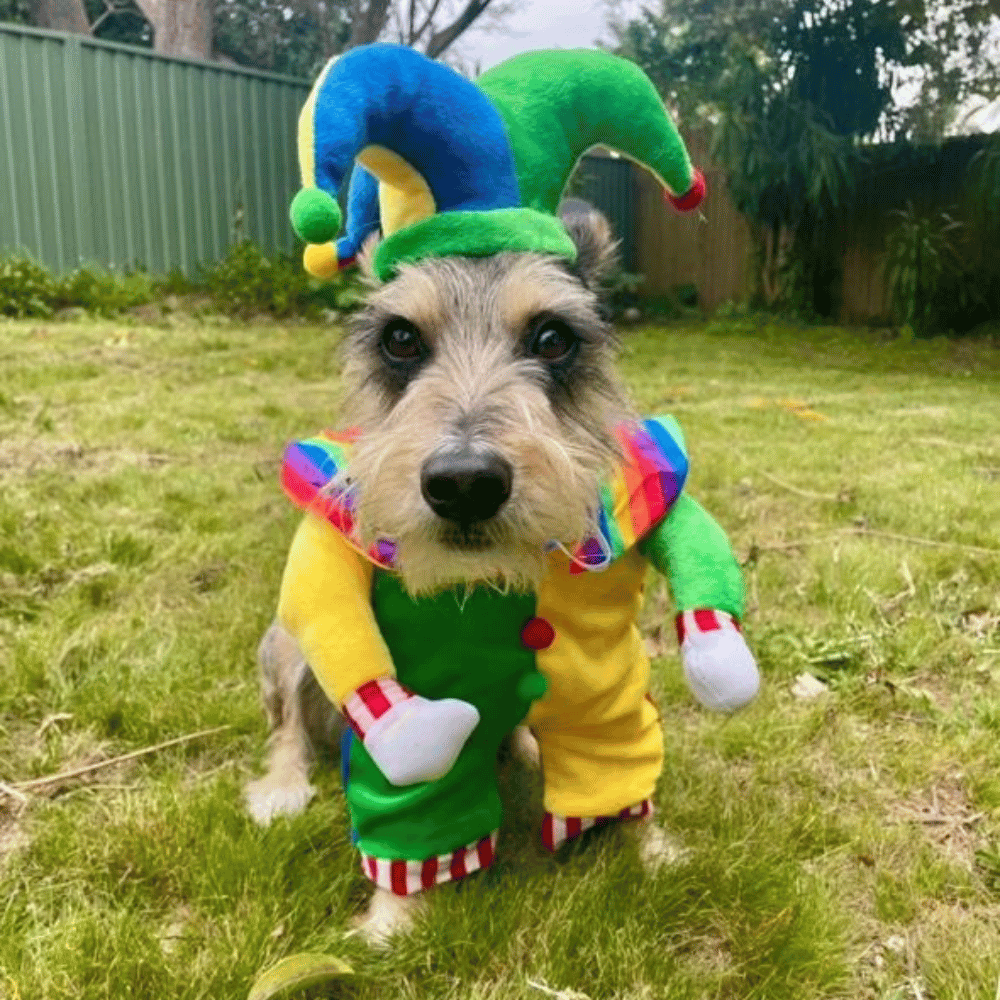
340, 210, 633, 595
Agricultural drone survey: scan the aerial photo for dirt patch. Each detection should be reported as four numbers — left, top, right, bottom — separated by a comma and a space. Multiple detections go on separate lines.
0, 440, 171, 477
0, 808, 28, 870
889, 776, 986, 869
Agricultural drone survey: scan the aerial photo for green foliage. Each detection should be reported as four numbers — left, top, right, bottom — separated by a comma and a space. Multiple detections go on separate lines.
0, 257, 156, 318
59, 267, 156, 316
884, 204, 977, 334
200, 240, 363, 320
201, 241, 316, 319
0, 257, 58, 318
0, 243, 363, 322
615, 0, 1000, 321
0, 0, 30, 24
214, 0, 351, 78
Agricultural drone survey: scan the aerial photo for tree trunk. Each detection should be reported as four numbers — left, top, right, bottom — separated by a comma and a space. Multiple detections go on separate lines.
28, 0, 91, 34
346, 0, 393, 49
139, 0, 213, 60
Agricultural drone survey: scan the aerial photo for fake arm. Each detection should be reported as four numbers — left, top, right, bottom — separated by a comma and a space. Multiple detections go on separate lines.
638, 491, 745, 619
639, 492, 758, 713
277, 513, 479, 784
277, 512, 394, 706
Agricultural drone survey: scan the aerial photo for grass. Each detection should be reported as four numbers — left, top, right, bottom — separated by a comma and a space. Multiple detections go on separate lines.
0, 312, 998, 1000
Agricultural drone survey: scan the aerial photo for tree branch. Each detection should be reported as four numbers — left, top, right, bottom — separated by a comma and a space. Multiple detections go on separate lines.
425, 0, 492, 57
412, 0, 445, 46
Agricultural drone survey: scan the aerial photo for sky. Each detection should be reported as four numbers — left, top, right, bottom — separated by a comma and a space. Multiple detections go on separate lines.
458, 0, 640, 72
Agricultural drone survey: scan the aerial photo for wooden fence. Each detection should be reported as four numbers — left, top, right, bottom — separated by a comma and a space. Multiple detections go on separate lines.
625, 131, 988, 323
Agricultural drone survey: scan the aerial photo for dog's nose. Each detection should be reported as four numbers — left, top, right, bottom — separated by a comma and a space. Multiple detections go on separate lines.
421, 451, 513, 524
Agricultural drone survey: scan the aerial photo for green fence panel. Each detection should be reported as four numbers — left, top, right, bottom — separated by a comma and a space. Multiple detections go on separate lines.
0, 22, 311, 276
572, 154, 637, 272
1, 22, 652, 280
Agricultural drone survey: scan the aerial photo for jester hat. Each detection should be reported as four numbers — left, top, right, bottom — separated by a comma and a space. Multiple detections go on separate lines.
290, 44, 706, 282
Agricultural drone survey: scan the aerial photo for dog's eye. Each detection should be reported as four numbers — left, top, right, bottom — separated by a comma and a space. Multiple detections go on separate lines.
529, 321, 577, 363
380, 320, 425, 363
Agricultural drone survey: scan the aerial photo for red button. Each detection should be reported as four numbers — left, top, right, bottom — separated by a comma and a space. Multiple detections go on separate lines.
521, 617, 555, 650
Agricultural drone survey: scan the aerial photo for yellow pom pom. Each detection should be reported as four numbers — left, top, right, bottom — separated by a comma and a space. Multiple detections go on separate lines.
303, 243, 340, 280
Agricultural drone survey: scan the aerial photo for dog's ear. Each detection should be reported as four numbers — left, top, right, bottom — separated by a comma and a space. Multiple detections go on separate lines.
355, 232, 383, 287
559, 203, 620, 293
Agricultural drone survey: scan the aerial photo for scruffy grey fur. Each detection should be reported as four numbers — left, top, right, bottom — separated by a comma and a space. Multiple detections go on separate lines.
245, 208, 675, 944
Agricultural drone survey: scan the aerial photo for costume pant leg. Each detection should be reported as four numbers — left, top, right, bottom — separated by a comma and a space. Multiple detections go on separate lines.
349, 573, 541, 895
534, 694, 663, 850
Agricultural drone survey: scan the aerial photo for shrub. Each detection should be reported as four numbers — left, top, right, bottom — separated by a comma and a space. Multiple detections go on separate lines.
0, 258, 155, 318
200, 240, 365, 320
0, 243, 365, 323
55, 268, 155, 316
0, 257, 58, 318
201, 241, 316, 319
884, 204, 980, 334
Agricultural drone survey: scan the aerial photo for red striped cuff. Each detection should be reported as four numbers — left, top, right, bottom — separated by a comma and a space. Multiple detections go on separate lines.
343, 677, 413, 738
359, 831, 499, 896
542, 800, 652, 852
674, 609, 741, 646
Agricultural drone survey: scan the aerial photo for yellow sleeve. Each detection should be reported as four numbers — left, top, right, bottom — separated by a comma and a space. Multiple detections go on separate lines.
276, 513, 395, 706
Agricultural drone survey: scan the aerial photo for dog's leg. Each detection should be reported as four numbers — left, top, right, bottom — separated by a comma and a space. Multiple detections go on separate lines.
350, 888, 426, 948
245, 623, 323, 825
509, 725, 541, 769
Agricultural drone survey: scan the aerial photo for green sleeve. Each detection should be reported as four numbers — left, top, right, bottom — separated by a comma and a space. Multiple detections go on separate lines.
638, 492, 745, 620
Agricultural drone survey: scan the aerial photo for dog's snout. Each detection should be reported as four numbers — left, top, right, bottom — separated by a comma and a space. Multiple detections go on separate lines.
421, 451, 513, 524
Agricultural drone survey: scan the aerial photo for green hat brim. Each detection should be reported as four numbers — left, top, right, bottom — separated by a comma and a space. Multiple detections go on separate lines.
374, 208, 576, 282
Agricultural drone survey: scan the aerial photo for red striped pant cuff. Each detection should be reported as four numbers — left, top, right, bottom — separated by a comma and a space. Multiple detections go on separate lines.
359, 830, 499, 896
343, 677, 412, 738
674, 609, 740, 645
542, 800, 652, 852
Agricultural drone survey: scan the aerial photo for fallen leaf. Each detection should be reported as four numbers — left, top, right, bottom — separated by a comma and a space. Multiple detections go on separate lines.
248, 954, 353, 1000
791, 673, 829, 699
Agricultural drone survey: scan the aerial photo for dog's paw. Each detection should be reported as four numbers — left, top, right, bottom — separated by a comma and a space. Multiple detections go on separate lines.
347, 889, 424, 949
630, 817, 689, 875
244, 776, 317, 826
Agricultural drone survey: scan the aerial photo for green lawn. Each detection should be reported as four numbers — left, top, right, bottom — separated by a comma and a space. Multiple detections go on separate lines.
1, 314, 998, 1000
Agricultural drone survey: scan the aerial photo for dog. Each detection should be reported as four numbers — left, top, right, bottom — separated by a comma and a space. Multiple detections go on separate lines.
246, 206, 684, 944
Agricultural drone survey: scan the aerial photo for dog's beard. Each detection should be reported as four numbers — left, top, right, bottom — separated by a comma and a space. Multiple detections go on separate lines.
352, 477, 597, 597
349, 423, 607, 597
393, 527, 551, 596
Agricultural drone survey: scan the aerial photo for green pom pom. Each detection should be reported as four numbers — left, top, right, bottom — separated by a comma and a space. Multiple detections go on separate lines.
290, 188, 342, 244
517, 672, 548, 702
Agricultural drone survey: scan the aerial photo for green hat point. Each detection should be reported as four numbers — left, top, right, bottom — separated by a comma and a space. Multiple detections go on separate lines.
290, 188, 342, 245
478, 49, 698, 214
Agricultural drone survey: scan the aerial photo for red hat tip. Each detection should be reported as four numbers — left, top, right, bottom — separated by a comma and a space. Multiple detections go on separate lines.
664, 168, 706, 213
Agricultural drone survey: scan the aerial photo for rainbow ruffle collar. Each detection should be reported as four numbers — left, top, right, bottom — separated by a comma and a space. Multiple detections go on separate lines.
281, 416, 688, 574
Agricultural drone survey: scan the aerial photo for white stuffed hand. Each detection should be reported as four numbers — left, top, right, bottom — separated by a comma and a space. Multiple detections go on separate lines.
343, 678, 479, 786
676, 610, 760, 713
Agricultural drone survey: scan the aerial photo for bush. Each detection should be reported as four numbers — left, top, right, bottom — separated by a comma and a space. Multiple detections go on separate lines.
0, 244, 365, 323
0, 257, 58, 318
56, 268, 155, 316
200, 241, 364, 320
884, 204, 981, 335
0, 257, 155, 318
201, 241, 315, 319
